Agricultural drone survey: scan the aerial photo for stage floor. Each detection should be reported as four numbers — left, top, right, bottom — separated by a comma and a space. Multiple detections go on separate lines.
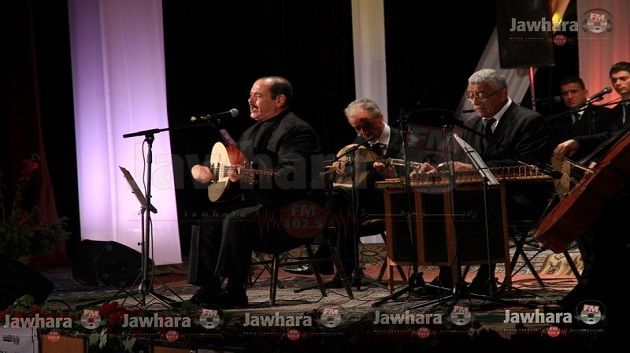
12, 244, 622, 352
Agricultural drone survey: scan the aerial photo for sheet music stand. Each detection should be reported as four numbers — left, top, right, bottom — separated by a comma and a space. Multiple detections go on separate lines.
405, 132, 530, 311
120, 166, 158, 214
76, 167, 180, 310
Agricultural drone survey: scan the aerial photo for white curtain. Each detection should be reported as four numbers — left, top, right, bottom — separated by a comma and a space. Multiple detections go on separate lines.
351, 0, 389, 121
68, 0, 181, 265
578, 0, 630, 104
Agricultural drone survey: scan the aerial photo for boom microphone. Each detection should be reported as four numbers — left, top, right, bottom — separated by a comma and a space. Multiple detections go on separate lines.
585, 87, 612, 104
191, 108, 239, 122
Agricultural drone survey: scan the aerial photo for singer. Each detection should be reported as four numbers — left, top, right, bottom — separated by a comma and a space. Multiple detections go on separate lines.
188, 76, 321, 308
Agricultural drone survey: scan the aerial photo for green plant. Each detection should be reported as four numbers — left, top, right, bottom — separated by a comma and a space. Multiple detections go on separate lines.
0, 155, 70, 258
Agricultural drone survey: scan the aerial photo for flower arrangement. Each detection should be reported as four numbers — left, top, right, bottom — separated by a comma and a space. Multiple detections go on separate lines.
0, 155, 70, 259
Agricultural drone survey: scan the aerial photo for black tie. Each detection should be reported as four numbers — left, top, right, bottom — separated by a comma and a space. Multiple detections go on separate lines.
482, 118, 495, 153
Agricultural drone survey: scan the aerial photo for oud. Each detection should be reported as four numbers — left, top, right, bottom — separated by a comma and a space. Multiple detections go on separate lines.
206, 142, 279, 202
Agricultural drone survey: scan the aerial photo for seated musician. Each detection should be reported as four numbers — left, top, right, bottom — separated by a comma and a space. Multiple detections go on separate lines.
285, 97, 409, 282
416, 68, 553, 295
550, 76, 613, 149
548, 76, 615, 305
188, 76, 321, 307
551, 63, 630, 329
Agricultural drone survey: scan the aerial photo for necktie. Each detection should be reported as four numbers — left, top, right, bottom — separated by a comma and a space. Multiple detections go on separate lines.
622, 103, 629, 126
482, 118, 495, 153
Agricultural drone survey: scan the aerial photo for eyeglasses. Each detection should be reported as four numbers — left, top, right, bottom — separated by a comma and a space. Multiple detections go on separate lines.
465, 88, 503, 102
352, 119, 373, 131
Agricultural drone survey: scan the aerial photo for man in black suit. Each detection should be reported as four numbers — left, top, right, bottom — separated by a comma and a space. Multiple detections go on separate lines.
418, 68, 552, 294
609, 61, 630, 129
548, 76, 614, 297
285, 98, 405, 280
551, 76, 613, 149
189, 76, 321, 307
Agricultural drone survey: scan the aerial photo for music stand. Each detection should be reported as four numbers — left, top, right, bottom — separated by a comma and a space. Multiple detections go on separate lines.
405, 132, 530, 311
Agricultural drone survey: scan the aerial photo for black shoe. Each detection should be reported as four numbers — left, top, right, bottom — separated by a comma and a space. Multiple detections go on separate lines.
211, 288, 248, 308
284, 261, 334, 275
190, 285, 221, 306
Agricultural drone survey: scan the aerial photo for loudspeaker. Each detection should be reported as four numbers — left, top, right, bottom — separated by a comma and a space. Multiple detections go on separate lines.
0, 257, 54, 310
385, 185, 509, 266
495, 0, 554, 68
71, 240, 143, 288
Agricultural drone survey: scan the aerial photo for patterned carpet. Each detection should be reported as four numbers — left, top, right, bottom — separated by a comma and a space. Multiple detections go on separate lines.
22, 243, 597, 352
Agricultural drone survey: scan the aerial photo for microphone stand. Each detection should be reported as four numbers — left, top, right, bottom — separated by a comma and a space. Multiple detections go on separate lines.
372, 113, 432, 307
77, 119, 226, 310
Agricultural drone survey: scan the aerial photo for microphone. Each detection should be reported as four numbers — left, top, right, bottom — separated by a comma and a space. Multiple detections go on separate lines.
585, 86, 612, 104
191, 108, 239, 122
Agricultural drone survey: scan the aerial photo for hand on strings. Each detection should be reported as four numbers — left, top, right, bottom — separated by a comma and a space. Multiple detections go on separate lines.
554, 139, 579, 160
331, 160, 346, 175
452, 162, 474, 172
228, 166, 242, 182
191, 164, 214, 184
372, 161, 396, 178
410, 162, 438, 177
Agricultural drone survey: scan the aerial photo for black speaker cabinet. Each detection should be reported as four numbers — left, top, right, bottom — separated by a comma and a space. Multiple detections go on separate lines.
0, 257, 54, 310
384, 184, 509, 266
495, 0, 554, 68
72, 240, 143, 288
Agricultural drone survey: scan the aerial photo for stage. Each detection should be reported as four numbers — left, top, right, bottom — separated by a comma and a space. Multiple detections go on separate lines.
5, 243, 622, 353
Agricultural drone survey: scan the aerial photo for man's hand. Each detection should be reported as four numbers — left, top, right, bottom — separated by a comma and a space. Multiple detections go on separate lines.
554, 139, 579, 160
191, 164, 213, 184
410, 162, 438, 177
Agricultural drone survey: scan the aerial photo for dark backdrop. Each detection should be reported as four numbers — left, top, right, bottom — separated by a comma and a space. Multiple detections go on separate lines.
2, 0, 578, 259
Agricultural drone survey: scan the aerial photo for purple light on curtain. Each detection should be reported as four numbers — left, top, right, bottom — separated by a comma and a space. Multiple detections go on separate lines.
578, 1, 630, 105
68, 0, 181, 265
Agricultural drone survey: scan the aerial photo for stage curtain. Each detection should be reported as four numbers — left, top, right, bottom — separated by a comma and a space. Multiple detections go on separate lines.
351, 0, 389, 122
577, 0, 630, 105
67, 0, 181, 265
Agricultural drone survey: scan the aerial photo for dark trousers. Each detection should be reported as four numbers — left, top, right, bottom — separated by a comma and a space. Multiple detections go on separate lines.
194, 202, 305, 288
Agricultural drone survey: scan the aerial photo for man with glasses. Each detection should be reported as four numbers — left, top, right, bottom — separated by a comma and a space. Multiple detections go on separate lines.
418, 68, 552, 295
285, 98, 405, 283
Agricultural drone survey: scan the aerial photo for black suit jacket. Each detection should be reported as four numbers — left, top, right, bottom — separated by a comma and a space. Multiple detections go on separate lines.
460, 102, 552, 167
237, 110, 321, 201
550, 105, 613, 148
